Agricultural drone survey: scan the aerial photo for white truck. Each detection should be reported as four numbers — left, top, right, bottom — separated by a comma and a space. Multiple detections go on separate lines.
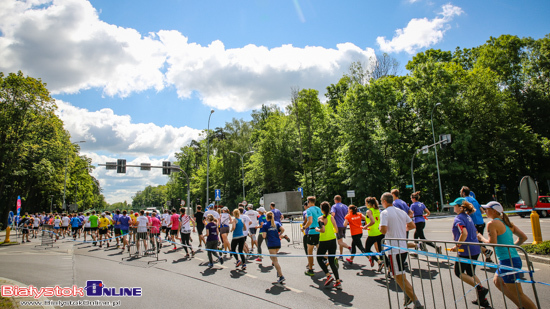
262, 191, 303, 216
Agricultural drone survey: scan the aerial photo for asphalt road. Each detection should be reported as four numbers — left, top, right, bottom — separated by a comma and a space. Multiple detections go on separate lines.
1, 215, 548, 309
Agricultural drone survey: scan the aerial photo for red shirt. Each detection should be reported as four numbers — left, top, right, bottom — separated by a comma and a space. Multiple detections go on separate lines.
170, 214, 180, 230
345, 213, 363, 236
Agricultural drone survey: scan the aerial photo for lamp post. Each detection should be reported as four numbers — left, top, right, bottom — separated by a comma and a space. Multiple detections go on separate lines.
229, 150, 255, 201
206, 109, 214, 206
431, 103, 444, 209
411, 149, 420, 193
63, 141, 85, 210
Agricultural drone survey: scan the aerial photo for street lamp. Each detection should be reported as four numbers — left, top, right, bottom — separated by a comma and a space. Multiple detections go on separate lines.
63, 141, 85, 210
229, 150, 255, 201
206, 109, 214, 206
431, 103, 444, 210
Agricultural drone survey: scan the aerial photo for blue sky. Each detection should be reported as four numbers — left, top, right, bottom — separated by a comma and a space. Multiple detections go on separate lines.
1, 0, 549, 203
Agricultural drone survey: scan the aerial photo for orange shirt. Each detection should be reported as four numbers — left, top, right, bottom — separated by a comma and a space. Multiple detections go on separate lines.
345, 213, 363, 236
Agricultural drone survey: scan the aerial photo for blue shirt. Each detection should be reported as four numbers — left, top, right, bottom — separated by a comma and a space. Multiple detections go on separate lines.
452, 213, 481, 257
70, 217, 81, 228
410, 202, 426, 223
331, 202, 348, 227
271, 208, 282, 223
112, 214, 121, 228
393, 199, 410, 214
261, 221, 282, 248
233, 218, 244, 238
118, 215, 131, 230
302, 210, 309, 235
306, 206, 323, 235
465, 196, 484, 225
258, 214, 267, 227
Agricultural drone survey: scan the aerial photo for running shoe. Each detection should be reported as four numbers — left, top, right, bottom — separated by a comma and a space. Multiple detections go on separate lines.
255, 257, 262, 262
241, 264, 247, 270
191, 250, 195, 257
471, 298, 491, 308
218, 257, 224, 265
333, 280, 342, 289
207, 263, 213, 268
284, 235, 290, 242
404, 294, 413, 307
324, 274, 334, 286
173, 246, 177, 250
477, 287, 489, 302
277, 276, 286, 284
236, 260, 242, 268
345, 258, 353, 264
436, 246, 442, 255
338, 256, 344, 261
484, 249, 493, 263
107, 243, 110, 248
304, 269, 315, 276
369, 257, 375, 267
377, 262, 384, 273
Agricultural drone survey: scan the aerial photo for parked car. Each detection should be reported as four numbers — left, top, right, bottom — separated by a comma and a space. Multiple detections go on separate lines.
515, 196, 550, 218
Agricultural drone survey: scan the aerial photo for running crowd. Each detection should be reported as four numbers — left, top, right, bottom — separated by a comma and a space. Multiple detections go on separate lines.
15, 186, 536, 309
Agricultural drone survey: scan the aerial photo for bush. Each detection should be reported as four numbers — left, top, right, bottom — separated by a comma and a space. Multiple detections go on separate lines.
522, 241, 550, 255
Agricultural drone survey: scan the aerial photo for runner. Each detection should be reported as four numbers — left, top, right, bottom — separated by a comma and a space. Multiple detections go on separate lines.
245, 204, 259, 253
255, 207, 268, 262
461, 186, 493, 262
53, 215, 62, 241
83, 212, 91, 242
304, 196, 323, 276
363, 197, 385, 271
238, 207, 252, 255
178, 208, 196, 257
61, 213, 70, 238
343, 205, 366, 264
136, 210, 149, 253
194, 205, 206, 248
410, 191, 441, 253
379, 192, 423, 309
32, 214, 40, 238
168, 208, 180, 250
218, 207, 231, 257
205, 214, 223, 267
70, 214, 81, 240
98, 213, 111, 248
231, 209, 247, 270
129, 212, 138, 244
261, 211, 286, 285
161, 209, 170, 240
112, 210, 121, 248
331, 195, 351, 261
448, 197, 489, 308
149, 211, 162, 253
316, 201, 342, 289
89, 211, 99, 245
117, 210, 131, 252
19, 214, 31, 243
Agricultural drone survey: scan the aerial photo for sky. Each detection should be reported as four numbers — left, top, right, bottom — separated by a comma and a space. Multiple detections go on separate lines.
1, 0, 549, 204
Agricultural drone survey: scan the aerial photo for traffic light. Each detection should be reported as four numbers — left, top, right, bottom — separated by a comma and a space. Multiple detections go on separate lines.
162, 161, 171, 175
117, 159, 126, 173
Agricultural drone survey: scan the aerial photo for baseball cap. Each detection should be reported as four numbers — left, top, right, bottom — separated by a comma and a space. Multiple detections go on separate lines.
449, 197, 466, 206
482, 201, 504, 214
257, 207, 266, 213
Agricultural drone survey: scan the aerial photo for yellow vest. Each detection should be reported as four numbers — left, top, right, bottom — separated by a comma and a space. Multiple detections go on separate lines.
319, 214, 337, 242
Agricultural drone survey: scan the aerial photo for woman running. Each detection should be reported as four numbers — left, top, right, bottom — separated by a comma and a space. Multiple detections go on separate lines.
179, 208, 196, 257
255, 207, 268, 262
478, 201, 536, 309
261, 211, 285, 285
316, 201, 342, 289
449, 197, 490, 307
363, 197, 385, 271
410, 191, 441, 253
219, 207, 232, 257
231, 208, 247, 270
205, 214, 224, 267
343, 205, 366, 264
98, 213, 111, 248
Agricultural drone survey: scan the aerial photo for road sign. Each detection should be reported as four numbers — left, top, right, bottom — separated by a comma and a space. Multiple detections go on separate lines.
298, 187, 303, 198
519, 176, 538, 207
406, 184, 413, 189
140, 163, 151, 171
215, 189, 221, 201
106, 162, 117, 170
181, 200, 186, 206
347, 190, 355, 198
421, 145, 429, 154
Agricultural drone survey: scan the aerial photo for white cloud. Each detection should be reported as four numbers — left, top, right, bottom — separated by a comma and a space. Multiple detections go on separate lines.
0, 0, 376, 112
376, 4, 463, 54
56, 100, 201, 203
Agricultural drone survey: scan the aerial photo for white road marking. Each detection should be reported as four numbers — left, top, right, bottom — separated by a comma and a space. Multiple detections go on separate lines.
285, 286, 303, 293
245, 274, 257, 278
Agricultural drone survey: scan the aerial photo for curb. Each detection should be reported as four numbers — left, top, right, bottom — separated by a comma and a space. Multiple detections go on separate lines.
0, 277, 56, 309
521, 254, 550, 265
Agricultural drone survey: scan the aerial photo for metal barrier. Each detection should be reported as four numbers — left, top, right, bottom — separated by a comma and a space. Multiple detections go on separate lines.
382, 238, 541, 309
123, 226, 166, 264
35, 224, 58, 249
288, 219, 303, 247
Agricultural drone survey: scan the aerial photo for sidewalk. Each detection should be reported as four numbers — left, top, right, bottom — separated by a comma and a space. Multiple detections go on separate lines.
0, 277, 56, 309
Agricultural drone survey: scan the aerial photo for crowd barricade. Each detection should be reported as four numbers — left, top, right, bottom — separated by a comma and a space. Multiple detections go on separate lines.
382, 238, 541, 309
35, 224, 58, 249
123, 226, 166, 264
288, 219, 304, 246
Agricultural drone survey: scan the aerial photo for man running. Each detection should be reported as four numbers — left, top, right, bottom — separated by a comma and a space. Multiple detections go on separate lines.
70, 214, 81, 240
89, 211, 99, 245
245, 204, 259, 252
194, 205, 206, 248
304, 196, 323, 276
168, 208, 180, 250
331, 195, 351, 260
117, 210, 131, 252
136, 210, 149, 254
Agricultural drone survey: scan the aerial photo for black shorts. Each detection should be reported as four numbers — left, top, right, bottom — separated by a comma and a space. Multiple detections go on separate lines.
72, 227, 79, 233
137, 232, 148, 240
84, 227, 91, 232
170, 229, 178, 236
307, 234, 320, 246
475, 223, 486, 235
336, 227, 346, 239
162, 226, 168, 232
62, 226, 69, 230
90, 227, 98, 232
33, 226, 39, 230
455, 254, 479, 278
249, 228, 257, 235
388, 252, 409, 276
220, 226, 230, 235
268, 246, 281, 250
99, 228, 108, 235
114, 228, 121, 235
197, 225, 205, 235
22, 228, 29, 234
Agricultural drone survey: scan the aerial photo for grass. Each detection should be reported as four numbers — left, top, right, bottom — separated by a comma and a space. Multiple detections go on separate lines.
522, 241, 550, 255
0, 296, 15, 309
